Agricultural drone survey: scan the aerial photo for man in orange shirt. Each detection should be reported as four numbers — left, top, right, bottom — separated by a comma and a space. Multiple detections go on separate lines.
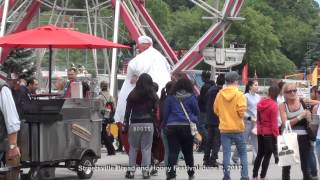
214, 71, 248, 180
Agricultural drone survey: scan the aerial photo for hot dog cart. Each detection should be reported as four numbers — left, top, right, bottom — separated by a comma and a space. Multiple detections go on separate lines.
18, 97, 102, 180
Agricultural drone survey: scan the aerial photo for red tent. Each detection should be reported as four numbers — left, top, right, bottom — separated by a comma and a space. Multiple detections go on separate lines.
0, 25, 128, 49
0, 25, 129, 92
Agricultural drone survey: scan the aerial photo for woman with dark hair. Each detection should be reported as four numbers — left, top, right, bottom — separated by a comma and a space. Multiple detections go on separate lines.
123, 73, 158, 179
163, 77, 200, 180
252, 86, 280, 180
159, 81, 174, 168
244, 80, 260, 160
277, 81, 286, 131
233, 80, 260, 164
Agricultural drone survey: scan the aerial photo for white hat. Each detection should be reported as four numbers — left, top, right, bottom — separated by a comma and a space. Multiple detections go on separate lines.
138, 35, 153, 44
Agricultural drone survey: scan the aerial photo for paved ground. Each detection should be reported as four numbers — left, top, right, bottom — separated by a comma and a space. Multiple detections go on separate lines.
53, 150, 304, 180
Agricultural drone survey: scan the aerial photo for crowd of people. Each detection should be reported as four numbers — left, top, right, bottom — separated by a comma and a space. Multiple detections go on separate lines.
2, 35, 320, 180
107, 68, 320, 180
0, 67, 92, 169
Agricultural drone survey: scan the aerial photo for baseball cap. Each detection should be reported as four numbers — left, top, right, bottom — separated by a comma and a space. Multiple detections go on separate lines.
225, 71, 240, 82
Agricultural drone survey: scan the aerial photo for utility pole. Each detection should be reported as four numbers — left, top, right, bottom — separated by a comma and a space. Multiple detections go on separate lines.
211, 0, 220, 80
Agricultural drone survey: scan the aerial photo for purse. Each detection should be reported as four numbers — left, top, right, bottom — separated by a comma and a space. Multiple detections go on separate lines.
299, 99, 317, 141
277, 121, 300, 166
179, 100, 201, 141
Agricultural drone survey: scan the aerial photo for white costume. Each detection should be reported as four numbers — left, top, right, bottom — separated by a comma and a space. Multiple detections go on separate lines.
114, 46, 171, 123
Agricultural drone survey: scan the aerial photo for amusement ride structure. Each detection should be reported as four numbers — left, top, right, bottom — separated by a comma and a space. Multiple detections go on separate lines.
0, 0, 246, 96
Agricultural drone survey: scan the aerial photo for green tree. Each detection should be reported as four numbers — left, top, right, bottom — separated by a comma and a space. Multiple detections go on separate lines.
1, 49, 36, 77
162, 0, 195, 11
145, 0, 171, 38
231, 7, 296, 77
275, 16, 313, 66
304, 24, 320, 64
166, 7, 210, 49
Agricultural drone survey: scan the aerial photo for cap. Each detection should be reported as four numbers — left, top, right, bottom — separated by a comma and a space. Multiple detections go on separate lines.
225, 71, 240, 82
138, 35, 153, 44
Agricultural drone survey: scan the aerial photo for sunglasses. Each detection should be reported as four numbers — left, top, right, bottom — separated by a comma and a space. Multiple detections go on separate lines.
285, 89, 297, 94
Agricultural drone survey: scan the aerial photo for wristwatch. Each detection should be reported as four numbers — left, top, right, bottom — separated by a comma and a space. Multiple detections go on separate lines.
9, 144, 16, 150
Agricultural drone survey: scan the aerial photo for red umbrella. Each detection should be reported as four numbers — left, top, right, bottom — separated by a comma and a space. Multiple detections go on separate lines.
0, 24, 129, 93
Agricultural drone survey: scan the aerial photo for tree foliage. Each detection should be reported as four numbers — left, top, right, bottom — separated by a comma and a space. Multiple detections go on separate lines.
162, 0, 195, 11
144, 0, 320, 77
39, 0, 320, 78
231, 7, 296, 78
1, 49, 36, 78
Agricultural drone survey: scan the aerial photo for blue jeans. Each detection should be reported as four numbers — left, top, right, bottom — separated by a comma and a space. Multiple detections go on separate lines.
198, 112, 208, 141
221, 133, 248, 180
161, 129, 169, 166
309, 142, 317, 177
315, 139, 320, 174
232, 121, 258, 162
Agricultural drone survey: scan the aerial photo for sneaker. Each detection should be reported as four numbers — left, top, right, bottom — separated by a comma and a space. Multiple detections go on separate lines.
166, 178, 176, 180
150, 169, 158, 176
212, 161, 219, 167
189, 175, 195, 180
240, 177, 249, 180
232, 158, 239, 164
142, 171, 150, 179
203, 161, 219, 167
125, 171, 134, 179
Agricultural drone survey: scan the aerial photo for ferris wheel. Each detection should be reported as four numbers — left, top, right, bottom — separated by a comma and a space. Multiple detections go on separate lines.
0, 0, 245, 94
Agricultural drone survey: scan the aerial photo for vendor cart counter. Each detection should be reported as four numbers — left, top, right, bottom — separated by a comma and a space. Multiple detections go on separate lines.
19, 98, 102, 164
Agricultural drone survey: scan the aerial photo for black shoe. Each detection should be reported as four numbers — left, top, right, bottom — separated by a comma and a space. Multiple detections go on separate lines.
150, 169, 158, 176
204, 160, 219, 167
142, 171, 150, 179
166, 178, 176, 180
212, 161, 219, 167
116, 147, 123, 152
197, 147, 204, 152
203, 160, 212, 166
107, 151, 116, 156
232, 158, 239, 164
125, 171, 134, 179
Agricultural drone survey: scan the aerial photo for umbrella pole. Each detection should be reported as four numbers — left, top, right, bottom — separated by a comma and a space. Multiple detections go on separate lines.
49, 46, 52, 94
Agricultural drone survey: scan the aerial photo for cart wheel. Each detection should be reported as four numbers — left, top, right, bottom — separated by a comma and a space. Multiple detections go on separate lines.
77, 156, 94, 179
27, 167, 40, 180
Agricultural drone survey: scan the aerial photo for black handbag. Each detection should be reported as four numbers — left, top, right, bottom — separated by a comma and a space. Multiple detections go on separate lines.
299, 98, 317, 141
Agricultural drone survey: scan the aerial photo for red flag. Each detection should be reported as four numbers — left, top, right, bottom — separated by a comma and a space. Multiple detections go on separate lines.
242, 64, 248, 85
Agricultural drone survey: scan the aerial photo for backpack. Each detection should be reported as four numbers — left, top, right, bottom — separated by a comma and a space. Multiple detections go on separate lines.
100, 93, 115, 123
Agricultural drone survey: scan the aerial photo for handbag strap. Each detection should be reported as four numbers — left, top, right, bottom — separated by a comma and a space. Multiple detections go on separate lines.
283, 120, 293, 134
179, 100, 192, 124
128, 108, 133, 125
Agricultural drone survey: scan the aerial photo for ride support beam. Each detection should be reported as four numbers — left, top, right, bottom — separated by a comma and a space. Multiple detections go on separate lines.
0, 0, 16, 21
131, 0, 178, 65
173, 0, 245, 71
0, 0, 40, 63
111, 0, 141, 43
